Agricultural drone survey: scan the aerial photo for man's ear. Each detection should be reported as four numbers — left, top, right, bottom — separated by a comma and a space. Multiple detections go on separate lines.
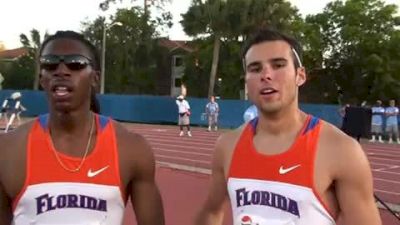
92, 71, 100, 92
39, 73, 46, 89
295, 67, 306, 87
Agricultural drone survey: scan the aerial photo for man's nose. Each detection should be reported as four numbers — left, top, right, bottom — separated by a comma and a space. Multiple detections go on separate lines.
52, 62, 71, 77
260, 64, 272, 81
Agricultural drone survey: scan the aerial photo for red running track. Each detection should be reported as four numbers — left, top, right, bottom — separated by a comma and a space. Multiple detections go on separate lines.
123, 167, 398, 225
123, 123, 399, 225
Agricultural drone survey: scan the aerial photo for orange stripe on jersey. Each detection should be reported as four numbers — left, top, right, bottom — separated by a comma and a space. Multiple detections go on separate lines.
228, 115, 321, 189
12, 114, 124, 210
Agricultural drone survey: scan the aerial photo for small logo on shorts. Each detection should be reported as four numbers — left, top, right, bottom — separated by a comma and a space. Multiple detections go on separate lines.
241, 215, 260, 225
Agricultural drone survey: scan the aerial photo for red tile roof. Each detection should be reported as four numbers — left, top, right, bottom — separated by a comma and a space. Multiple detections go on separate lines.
159, 39, 194, 53
0, 47, 29, 59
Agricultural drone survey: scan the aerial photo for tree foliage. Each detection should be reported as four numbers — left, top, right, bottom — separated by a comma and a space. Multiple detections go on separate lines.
303, 0, 400, 103
181, 0, 303, 98
0, 29, 47, 90
82, 6, 171, 94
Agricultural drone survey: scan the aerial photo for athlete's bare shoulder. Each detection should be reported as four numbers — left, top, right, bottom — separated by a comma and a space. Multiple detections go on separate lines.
216, 124, 245, 150
318, 120, 367, 175
0, 120, 35, 196
0, 120, 35, 159
214, 123, 247, 174
111, 121, 155, 177
112, 121, 150, 152
320, 121, 361, 152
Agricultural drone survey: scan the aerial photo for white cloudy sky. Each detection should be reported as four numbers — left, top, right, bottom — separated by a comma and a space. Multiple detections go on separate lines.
0, 0, 399, 49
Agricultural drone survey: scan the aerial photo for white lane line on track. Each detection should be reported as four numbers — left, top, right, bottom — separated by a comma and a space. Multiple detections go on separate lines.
367, 151, 400, 156
144, 137, 218, 143
153, 148, 212, 157
374, 189, 400, 196
156, 161, 211, 174
374, 177, 400, 185
368, 157, 400, 163
155, 154, 210, 165
151, 129, 167, 132
370, 162, 399, 167
145, 137, 216, 147
372, 170, 400, 175
151, 143, 214, 152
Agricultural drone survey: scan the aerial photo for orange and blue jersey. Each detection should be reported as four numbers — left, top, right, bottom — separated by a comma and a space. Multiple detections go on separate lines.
228, 115, 335, 225
12, 114, 125, 225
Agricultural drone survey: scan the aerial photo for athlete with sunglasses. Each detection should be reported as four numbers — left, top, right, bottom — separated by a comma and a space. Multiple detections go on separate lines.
0, 31, 164, 225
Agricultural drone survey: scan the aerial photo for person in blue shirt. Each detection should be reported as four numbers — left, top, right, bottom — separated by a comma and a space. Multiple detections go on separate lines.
385, 99, 399, 144
369, 100, 385, 143
243, 104, 258, 123
205, 96, 219, 131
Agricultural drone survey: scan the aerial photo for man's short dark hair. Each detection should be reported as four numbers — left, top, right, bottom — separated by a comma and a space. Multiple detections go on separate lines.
241, 28, 303, 69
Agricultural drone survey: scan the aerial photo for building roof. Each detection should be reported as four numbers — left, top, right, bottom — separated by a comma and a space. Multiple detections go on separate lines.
158, 39, 194, 53
0, 47, 29, 59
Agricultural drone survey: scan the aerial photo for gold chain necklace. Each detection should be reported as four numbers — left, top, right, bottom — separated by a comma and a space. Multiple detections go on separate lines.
49, 114, 95, 173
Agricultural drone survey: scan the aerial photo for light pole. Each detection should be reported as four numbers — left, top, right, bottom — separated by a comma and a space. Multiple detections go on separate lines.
100, 21, 123, 94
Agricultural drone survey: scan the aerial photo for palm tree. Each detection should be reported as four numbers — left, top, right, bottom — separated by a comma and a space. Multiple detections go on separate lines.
181, 0, 302, 98
19, 29, 47, 90
181, 0, 231, 98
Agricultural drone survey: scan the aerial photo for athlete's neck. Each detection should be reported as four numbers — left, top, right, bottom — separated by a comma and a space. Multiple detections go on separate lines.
48, 108, 94, 133
256, 105, 307, 136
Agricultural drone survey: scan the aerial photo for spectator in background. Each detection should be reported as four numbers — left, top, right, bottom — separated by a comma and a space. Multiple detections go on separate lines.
243, 104, 258, 123
369, 100, 385, 143
385, 99, 399, 144
4, 92, 27, 131
205, 96, 219, 131
339, 103, 350, 131
0, 72, 4, 90
176, 95, 192, 137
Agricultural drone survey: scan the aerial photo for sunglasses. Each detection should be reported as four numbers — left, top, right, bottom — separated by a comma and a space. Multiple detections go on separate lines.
39, 54, 93, 71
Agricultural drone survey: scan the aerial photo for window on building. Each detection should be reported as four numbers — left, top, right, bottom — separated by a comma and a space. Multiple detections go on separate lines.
174, 56, 183, 67
175, 78, 182, 87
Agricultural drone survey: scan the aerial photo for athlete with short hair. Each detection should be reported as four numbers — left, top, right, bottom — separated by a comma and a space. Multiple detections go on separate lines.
195, 28, 381, 225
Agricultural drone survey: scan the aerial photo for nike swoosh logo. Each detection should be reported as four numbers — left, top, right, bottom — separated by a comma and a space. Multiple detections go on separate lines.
87, 165, 109, 177
279, 164, 301, 174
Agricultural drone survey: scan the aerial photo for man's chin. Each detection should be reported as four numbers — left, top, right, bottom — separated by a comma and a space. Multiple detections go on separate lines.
51, 102, 74, 113
259, 104, 282, 114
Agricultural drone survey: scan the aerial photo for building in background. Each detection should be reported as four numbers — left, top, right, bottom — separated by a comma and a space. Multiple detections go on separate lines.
157, 39, 193, 97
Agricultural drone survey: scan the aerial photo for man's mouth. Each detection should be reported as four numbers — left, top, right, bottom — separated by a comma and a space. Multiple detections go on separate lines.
260, 87, 278, 95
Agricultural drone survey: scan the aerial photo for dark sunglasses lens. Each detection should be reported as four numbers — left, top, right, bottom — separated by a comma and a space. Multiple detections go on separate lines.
40, 55, 60, 71
66, 62, 88, 70
40, 55, 91, 71
41, 63, 59, 71
64, 55, 90, 70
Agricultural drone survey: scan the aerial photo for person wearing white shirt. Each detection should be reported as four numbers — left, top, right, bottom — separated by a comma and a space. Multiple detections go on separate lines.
369, 100, 385, 143
176, 95, 192, 137
205, 96, 219, 131
385, 99, 399, 144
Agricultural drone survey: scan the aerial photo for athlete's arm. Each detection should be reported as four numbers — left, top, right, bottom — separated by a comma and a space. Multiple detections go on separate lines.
129, 134, 164, 225
0, 134, 14, 224
195, 136, 230, 225
0, 182, 12, 224
335, 137, 381, 225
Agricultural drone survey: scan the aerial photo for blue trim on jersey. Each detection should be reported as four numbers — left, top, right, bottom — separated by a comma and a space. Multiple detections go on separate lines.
249, 117, 259, 133
303, 116, 320, 135
98, 115, 110, 130
38, 114, 49, 130
249, 116, 319, 135
38, 114, 109, 130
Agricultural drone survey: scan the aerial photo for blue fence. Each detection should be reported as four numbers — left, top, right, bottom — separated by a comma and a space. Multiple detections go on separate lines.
1, 90, 349, 128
